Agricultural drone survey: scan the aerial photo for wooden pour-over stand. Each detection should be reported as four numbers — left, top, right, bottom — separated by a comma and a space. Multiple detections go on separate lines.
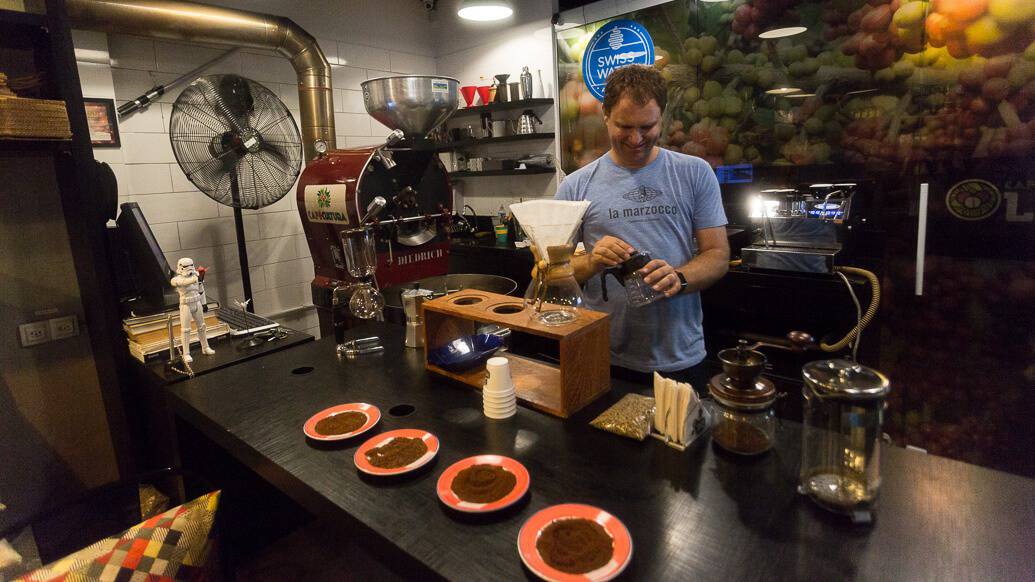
422, 290, 610, 418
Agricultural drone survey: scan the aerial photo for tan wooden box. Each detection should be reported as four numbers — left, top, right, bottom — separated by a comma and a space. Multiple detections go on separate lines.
422, 290, 610, 418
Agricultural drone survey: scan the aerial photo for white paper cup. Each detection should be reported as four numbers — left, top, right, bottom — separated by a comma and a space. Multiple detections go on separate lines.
484, 405, 516, 419
484, 392, 516, 403
484, 398, 517, 410
484, 357, 513, 392
483, 385, 515, 396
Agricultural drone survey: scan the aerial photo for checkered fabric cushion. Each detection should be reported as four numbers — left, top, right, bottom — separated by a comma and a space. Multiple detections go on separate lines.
17, 491, 220, 582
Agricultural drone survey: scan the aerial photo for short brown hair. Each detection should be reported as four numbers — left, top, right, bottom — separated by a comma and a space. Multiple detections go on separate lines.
602, 65, 667, 115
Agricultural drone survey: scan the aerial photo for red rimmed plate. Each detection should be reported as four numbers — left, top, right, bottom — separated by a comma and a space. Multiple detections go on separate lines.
517, 503, 633, 582
436, 455, 530, 513
353, 429, 440, 476
303, 403, 380, 441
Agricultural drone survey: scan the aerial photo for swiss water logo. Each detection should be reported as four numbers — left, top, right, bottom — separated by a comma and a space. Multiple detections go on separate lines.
582, 19, 655, 102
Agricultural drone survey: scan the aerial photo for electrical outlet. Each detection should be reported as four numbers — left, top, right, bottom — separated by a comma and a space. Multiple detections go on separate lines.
19, 321, 49, 347
49, 315, 78, 340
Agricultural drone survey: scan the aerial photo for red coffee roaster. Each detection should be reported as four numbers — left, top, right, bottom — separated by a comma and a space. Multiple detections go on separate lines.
296, 76, 459, 336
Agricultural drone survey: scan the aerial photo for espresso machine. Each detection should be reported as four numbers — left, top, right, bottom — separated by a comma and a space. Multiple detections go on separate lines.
741, 183, 861, 274
296, 75, 459, 336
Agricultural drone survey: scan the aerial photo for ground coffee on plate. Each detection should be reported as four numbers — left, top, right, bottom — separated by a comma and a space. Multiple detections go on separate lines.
315, 411, 366, 436
536, 518, 613, 574
451, 464, 516, 503
365, 437, 428, 468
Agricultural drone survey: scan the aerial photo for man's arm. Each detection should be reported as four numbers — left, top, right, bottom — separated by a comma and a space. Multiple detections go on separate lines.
641, 226, 729, 297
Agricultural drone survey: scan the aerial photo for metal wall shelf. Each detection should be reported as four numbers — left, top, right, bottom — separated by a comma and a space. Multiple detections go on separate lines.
449, 167, 555, 178
448, 98, 553, 119
434, 132, 555, 152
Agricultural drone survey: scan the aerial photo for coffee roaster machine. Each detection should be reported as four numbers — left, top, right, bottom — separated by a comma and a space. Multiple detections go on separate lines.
296, 76, 461, 336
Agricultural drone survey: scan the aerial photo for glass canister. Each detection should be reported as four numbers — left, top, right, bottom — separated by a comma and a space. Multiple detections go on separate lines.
708, 372, 777, 455
799, 359, 890, 515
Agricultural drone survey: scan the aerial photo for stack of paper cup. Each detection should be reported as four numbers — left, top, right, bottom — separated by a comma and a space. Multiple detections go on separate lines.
483, 357, 517, 419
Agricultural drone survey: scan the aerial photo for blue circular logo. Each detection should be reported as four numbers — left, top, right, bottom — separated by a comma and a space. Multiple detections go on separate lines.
581, 19, 655, 102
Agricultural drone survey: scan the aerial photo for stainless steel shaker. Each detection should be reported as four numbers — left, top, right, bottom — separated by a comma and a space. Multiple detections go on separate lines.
519, 66, 533, 100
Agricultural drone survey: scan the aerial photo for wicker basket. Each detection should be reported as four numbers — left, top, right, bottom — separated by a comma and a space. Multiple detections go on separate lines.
0, 96, 71, 140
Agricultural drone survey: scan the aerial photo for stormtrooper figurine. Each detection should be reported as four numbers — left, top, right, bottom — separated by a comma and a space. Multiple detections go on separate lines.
170, 257, 215, 362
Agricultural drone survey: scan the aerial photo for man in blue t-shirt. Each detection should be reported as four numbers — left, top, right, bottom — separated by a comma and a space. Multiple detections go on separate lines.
556, 65, 729, 388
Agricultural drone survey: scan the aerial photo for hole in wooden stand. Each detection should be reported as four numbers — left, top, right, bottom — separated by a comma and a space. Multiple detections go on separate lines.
451, 296, 484, 305
491, 303, 524, 314
291, 366, 314, 375
389, 404, 416, 417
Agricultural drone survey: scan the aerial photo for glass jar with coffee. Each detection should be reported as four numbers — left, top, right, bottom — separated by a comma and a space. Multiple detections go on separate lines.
708, 341, 778, 455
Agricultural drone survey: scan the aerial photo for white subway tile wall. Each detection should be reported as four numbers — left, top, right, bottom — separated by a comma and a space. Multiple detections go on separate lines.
76, 32, 437, 339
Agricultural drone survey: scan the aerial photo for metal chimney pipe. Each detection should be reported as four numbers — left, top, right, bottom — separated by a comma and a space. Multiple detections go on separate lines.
66, 0, 335, 161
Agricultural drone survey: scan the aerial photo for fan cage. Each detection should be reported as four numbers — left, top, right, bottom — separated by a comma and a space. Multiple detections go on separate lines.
169, 74, 303, 210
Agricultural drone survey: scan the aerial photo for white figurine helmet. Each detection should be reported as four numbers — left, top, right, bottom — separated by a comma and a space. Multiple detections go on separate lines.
176, 257, 195, 277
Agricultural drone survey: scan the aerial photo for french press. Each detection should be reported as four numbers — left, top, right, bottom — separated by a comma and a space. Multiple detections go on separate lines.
799, 359, 890, 522
599, 250, 661, 307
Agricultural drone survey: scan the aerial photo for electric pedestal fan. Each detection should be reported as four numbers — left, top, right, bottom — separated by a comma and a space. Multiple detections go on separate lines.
168, 74, 303, 310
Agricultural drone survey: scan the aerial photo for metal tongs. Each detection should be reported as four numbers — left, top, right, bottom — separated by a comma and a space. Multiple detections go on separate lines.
337, 336, 384, 357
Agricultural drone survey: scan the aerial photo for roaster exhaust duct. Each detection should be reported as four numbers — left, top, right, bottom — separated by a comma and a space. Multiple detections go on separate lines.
66, 0, 335, 161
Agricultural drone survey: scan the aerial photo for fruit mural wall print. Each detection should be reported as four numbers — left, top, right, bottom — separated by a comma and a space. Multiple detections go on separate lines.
555, 0, 1035, 173
555, 0, 1035, 477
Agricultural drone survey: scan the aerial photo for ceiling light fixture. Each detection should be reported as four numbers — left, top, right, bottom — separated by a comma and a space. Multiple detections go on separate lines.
458, 0, 513, 21
785, 93, 816, 98
758, 26, 807, 39
765, 87, 802, 95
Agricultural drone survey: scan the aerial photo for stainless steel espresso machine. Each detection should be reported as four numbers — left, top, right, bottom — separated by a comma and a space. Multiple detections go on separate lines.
741, 183, 861, 274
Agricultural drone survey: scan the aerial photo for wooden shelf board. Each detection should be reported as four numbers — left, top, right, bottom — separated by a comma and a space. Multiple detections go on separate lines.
426, 353, 564, 416
423, 292, 606, 341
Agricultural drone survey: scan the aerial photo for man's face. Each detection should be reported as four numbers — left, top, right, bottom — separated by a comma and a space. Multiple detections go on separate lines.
604, 94, 662, 168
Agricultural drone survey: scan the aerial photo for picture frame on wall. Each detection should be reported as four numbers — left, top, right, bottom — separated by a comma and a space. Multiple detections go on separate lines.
83, 98, 120, 147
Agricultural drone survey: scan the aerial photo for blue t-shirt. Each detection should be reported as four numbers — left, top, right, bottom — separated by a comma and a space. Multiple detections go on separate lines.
555, 148, 727, 373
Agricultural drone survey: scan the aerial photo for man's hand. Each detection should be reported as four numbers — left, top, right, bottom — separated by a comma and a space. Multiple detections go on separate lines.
588, 236, 634, 270
639, 259, 682, 297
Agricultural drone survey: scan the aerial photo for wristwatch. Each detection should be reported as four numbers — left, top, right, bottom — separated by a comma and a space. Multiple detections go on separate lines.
675, 271, 688, 294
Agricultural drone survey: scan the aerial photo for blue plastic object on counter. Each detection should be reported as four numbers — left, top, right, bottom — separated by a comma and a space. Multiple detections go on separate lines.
427, 333, 504, 372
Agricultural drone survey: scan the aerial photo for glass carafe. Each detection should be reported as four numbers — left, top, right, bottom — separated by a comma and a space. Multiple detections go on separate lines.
799, 359, 890, 516
524, 243, 582, 326
340, 227, 384, 319
600, 250, 661, 308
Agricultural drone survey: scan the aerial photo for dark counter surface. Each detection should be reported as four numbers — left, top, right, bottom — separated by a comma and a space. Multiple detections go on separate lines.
450, 235, 532, 252
166, 323, 1035, 581
136, 326, 314, 385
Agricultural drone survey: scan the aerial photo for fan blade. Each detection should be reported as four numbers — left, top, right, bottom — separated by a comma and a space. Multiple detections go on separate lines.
194, 77, 248, 134
172, 101, 233, 136
260, 141, 298, 172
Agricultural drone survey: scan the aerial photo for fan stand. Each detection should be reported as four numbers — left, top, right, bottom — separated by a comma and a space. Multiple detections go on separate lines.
230, 172, 254, 312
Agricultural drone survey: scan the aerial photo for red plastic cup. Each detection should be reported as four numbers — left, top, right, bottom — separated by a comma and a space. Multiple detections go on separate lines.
460, 85, 478, 107
476, 86, 491, 107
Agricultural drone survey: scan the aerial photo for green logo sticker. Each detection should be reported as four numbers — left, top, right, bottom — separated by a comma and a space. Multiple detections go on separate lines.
317, 187, 331, 208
